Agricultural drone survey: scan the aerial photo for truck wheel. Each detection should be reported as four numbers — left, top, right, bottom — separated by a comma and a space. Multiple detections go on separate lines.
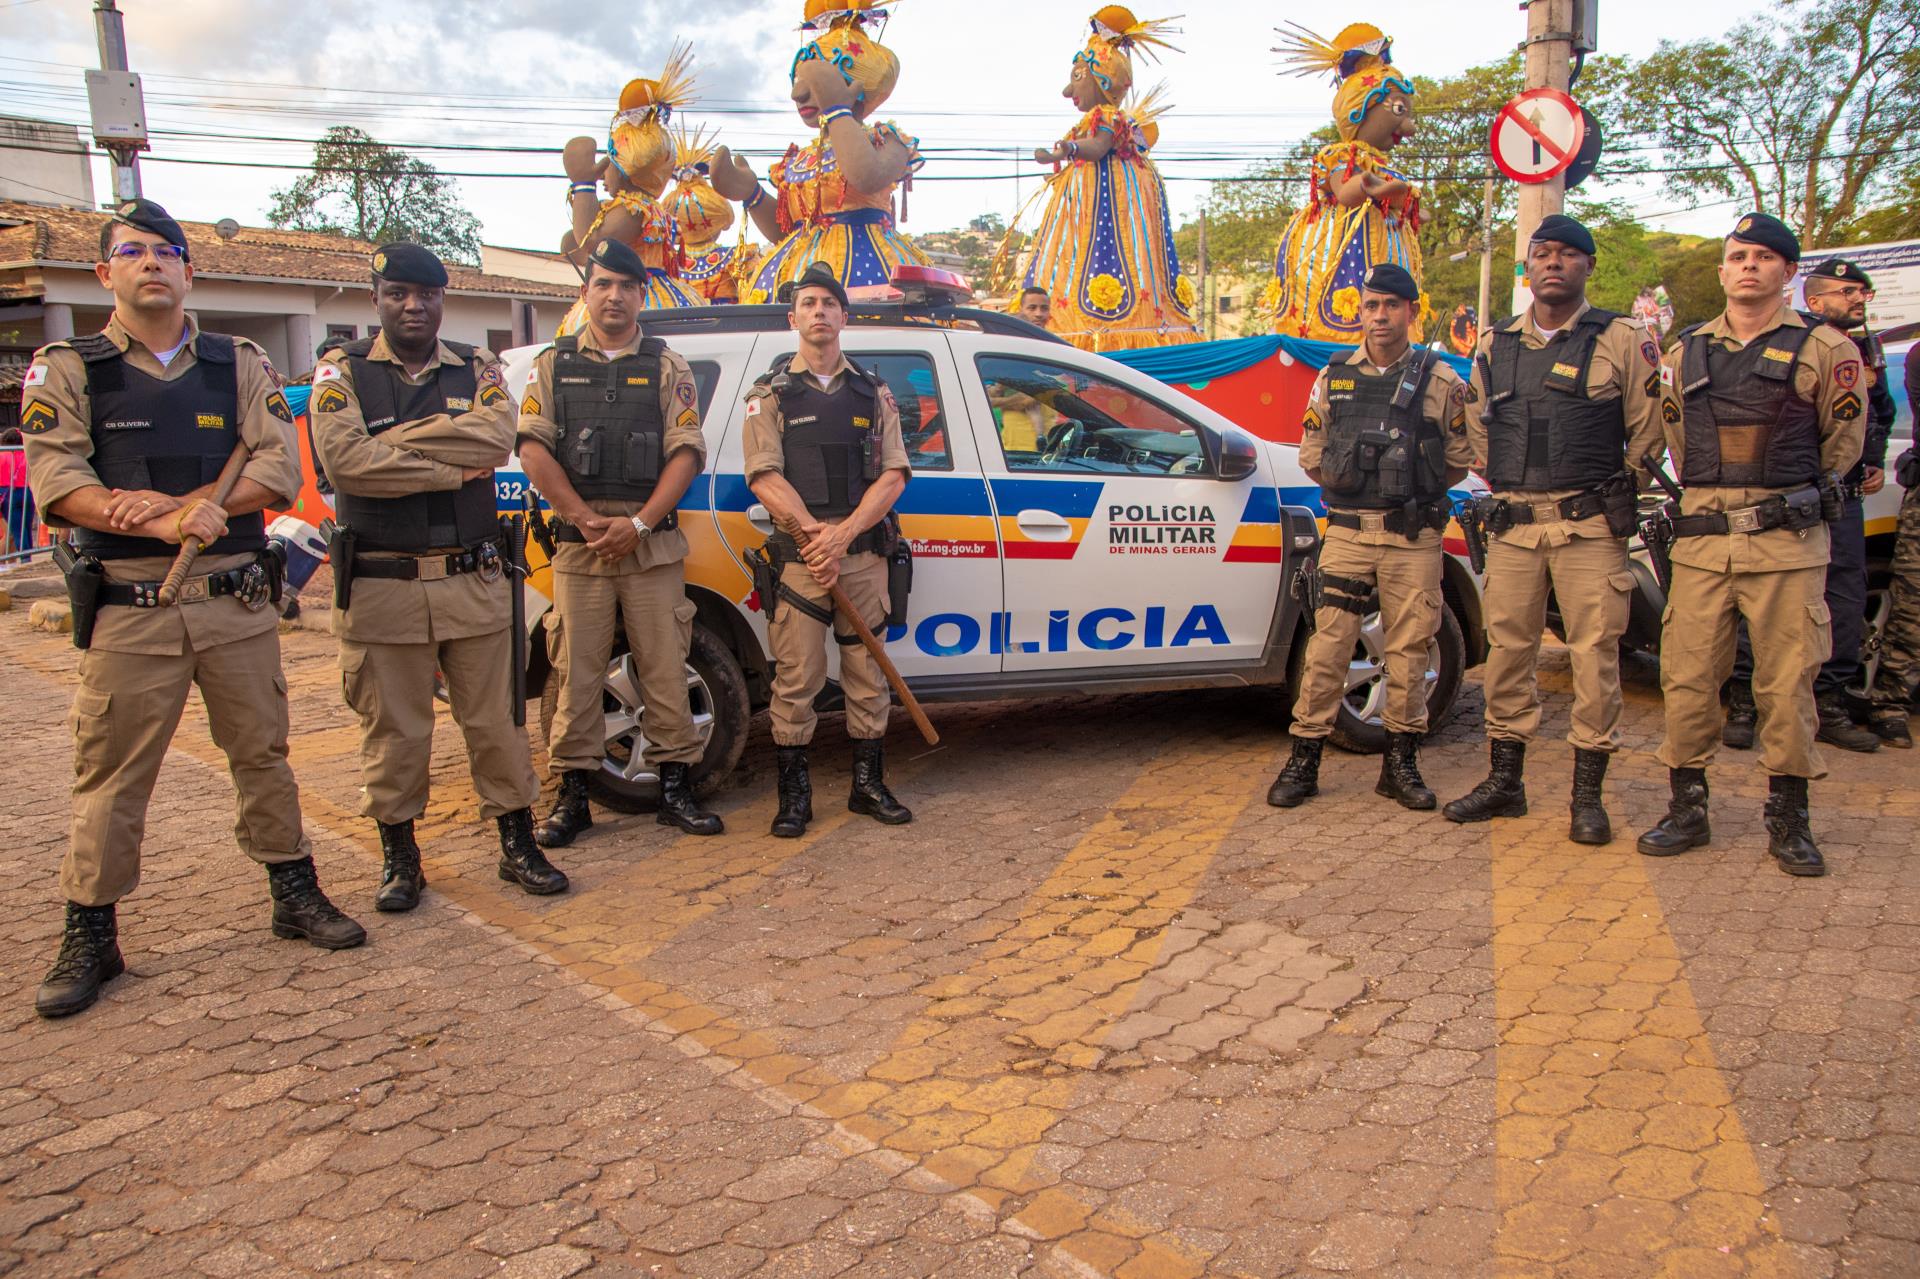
536, 619, 750, 813
1306, 601, 1468, 755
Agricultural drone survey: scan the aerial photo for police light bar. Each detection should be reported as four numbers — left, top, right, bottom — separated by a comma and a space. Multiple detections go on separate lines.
891, 264, 973, 306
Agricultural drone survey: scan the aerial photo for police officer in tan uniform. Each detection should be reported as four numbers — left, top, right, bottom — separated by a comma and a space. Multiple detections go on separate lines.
744, 263, 913, 839
517, 237, 723, 847
1268, 264, 1473, 811
1445, 214, 1665, 844
22, 199, 363, 1018
311, 243, 562, 908
1638, 213, 1865, 877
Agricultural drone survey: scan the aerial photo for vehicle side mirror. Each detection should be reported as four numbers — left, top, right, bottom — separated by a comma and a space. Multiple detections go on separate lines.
1211, 426, 1259, 481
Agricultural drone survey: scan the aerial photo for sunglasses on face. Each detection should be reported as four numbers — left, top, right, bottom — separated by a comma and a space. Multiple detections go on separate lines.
107, 243, 187, 263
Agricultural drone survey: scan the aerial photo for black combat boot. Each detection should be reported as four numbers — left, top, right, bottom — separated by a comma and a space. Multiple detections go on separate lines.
1636, 767, 1710, 857
1815, 691, 1879, 753
535, 770, 593, 849
1721, 682, 1756, 750
34, 902, 124, 1019
1266, 738, 1323, 808
267, 858, 368, 949
1764, 775, 1825, 877
771, 746, 812, 839
658, 762, 723, 836
1869, 709, 1913, 749
849, 738, 913, 824
1376, 732, 1436, 810
1443, 739, 1528, 823
497, 808, 569, 895
373, 820, 425, 912
1568, 748, 1612, 846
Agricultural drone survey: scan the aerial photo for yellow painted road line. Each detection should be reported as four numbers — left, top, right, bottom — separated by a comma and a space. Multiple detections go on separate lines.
1490, 802, 1804, 1278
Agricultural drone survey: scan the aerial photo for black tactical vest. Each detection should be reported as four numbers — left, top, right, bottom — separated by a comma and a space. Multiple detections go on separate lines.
1676, 317, 1820, 488
68, 331, 267, 561
552, 335, 669, 503
1482, 309, 1628, 491
1317, 349, 1449, 510
765, 359, 884, 519
331, 339, 499, 552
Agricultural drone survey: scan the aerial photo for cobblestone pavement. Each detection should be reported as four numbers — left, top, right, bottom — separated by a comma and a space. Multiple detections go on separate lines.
2, 612, 1915, 1278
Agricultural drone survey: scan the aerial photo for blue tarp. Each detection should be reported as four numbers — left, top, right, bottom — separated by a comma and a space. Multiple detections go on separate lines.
1102, 333, 1473, 384
285, 383, 311, 417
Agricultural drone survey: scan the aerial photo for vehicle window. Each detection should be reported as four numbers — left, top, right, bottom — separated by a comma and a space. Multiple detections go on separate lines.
768, 351, 953, 472
688, 359, 720, 420
975, 354, 1213, 477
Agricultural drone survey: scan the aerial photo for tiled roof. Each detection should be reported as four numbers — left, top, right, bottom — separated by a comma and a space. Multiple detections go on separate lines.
0, 200, 576, 299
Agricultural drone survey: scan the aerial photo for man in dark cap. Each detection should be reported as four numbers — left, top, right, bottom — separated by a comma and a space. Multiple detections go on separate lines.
743, 262, 915, 837
1721, 255, 1894, 753
310, 242, 562, 908
517, 234, 724, 848
1639, 212, 1864, 877
1442, 213, 1664, 844
1268, 262, 1473, 811
20, 198, 364, 1017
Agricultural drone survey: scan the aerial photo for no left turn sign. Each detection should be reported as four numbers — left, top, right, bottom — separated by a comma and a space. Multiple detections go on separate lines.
1489, 87, 1586, 184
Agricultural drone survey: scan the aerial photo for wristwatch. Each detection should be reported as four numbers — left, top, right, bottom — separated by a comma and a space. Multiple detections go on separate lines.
630, 515, 652, 540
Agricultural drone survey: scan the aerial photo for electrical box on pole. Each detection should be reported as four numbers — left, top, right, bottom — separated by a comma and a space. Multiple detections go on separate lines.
85, 70, 148, 148
1570, 0, 1599, 53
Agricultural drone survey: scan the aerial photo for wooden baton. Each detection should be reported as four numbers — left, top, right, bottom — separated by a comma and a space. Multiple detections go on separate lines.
157, 441, 251, 606
780, 519, 938, 747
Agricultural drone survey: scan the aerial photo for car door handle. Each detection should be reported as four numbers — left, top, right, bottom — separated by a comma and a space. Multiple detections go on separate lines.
747, 503, 776, 534
1014, 509, 1073, 540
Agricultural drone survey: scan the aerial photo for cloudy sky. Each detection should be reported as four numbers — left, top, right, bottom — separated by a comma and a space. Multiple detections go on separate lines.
3, 0, 1760, 253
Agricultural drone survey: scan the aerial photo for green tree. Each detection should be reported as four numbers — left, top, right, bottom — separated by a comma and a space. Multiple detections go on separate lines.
1603, 0, 1920, 246
1833, 157, 1920, 242
1569, 199, 1663, 312
268, 126, 484, 265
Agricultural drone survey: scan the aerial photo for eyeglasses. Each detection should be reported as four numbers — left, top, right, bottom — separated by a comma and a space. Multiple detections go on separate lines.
107, 243, 187, 263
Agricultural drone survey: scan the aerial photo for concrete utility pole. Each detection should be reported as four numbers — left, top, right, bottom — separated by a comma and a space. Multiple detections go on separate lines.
89, 0, 145, 201
1511, 0, 1574, 312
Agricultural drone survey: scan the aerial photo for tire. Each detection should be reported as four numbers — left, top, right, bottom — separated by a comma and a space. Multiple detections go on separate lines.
1300, 600, 1467, 755
536, 619, 750, 813
1848, 555, 1893, 712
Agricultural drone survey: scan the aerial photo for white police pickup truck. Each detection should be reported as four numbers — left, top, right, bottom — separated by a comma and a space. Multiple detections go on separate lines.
499, 282, 1488, 810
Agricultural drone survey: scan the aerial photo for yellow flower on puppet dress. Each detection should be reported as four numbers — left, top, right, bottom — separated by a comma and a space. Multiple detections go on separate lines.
1330, 286, 1361, 322
1174, 274, 1196, 311
1087, 272, 1126, 313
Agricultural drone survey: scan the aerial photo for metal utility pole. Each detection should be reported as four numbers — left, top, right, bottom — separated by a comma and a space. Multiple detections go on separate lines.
1511, 0, 1574, 311
1196, 207, 1210, 340
87, 1, 148, 202
1477, 177, 1495, 332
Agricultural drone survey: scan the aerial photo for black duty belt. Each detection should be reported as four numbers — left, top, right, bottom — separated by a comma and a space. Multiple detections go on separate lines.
352, 544, 500, 581
1325, 505, 1444, 536
1669, 486, 1823, 538
1488, 490, 1609, 525
100, 568, 249, 608
552, 511, 680, 543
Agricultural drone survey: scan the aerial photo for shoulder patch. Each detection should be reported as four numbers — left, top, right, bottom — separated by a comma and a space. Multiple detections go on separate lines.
745, 397, 763, 417
521, 394, 541, 416
477, 383, 508, 408
265, 390, 294, 423
1644, 371, 1660, 398
313, 385, 349, 415
676, 407, 700, 430
677, 381, 695, 407
1302, 406, 1322, 432
480, 363, 504, 386
1835, 361, 1859, 390
22, 361, 47, 390
1832, 391, 1862, 421
20, 400, 57, 435
314, 364, 342, 385
1661, 397, 1680, 425
1640, 340, 1660, 368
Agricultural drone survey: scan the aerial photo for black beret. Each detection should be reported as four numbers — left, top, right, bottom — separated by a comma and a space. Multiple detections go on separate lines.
791, 261, 849, 311
1805, 257, 1872, 290
1360, 263, 1419, 302
586, 237, 648, 283
1727, 212, 1801, 263
371, 242, 448, 287
107, 198, 189, 258
1529, 213, 1596, 257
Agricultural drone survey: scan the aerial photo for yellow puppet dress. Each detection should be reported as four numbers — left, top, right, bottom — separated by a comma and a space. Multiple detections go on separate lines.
1022, 98, 1198, 352
558, 193, 699, 337
745, 123, 930, 301
667, 126, 754, 304
1268, 139, 1424, 343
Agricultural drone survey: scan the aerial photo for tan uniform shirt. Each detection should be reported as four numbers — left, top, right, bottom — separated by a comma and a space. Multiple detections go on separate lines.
1659, 305, 1865, 573
743, 352, 911, 489
516, 329, 706, 575
311, 335, 518, 644
21, 313, 302, 656
1468, 302, 1666, 547
1299, 344, 1473, 547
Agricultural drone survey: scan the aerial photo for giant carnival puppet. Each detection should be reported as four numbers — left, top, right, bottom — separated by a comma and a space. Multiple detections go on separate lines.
1018, 7, 1198, 351
708, 0, 930, 301
1267, 22, 1426, 343
557, 45, 701, 333
666, 125, 756, 304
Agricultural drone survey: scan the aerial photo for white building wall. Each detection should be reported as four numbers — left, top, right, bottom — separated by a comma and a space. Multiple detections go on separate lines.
0, 118, 95, 210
